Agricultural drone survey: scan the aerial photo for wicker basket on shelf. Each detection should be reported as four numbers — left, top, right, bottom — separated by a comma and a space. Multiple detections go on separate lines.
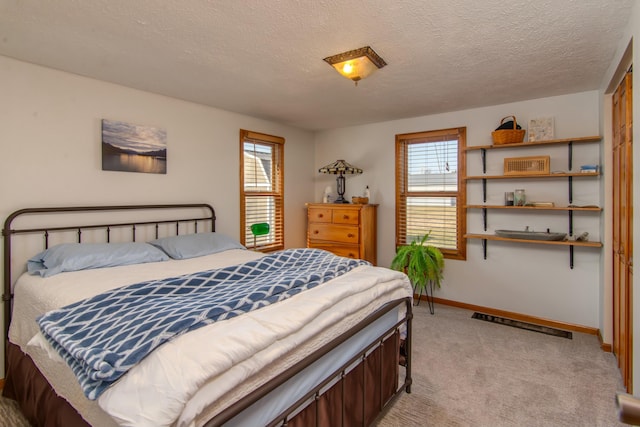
492, 116, 526, 145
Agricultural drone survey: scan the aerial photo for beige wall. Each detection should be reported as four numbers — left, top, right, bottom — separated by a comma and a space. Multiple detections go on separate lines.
0, 56, 316, 374
314, 91, 602, 330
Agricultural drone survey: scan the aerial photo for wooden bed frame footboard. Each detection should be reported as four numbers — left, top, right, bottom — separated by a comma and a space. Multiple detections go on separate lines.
209, 297, 413, 427
2, 204, 412, 427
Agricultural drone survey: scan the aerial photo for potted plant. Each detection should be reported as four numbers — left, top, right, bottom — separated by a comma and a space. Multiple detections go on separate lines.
390, 232, 444, 314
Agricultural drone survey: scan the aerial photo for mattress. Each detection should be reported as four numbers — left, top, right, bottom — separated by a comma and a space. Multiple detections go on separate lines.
9, 248, 412, 427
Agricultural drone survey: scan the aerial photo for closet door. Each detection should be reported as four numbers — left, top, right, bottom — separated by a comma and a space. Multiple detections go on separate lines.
613, 69, 633, 391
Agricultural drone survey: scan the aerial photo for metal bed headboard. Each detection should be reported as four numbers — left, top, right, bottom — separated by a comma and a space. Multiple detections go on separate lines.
2, 204, 216, 342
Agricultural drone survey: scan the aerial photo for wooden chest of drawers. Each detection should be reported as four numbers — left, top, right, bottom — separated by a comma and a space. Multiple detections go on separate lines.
306, 203, 378, 265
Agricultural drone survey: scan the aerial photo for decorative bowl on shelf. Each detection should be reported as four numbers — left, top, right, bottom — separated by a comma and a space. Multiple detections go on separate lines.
495, 229, 567, 241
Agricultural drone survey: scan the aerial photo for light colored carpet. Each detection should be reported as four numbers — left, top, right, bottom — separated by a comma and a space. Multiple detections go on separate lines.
0, 393, 29, 427
375, 303, 626, 427
0, 303, 627, 427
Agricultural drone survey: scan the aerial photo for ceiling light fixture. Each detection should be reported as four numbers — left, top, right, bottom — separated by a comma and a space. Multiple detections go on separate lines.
323, 46, 387, 86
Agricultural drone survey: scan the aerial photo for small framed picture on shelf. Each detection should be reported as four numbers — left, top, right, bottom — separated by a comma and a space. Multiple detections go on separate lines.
528, 117, 554, 142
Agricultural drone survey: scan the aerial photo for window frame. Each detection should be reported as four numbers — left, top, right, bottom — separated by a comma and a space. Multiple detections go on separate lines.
240, 129, 285, 252
395, 127, 467, 260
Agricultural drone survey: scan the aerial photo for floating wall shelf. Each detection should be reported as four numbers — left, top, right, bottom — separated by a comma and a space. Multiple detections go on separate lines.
464, 135, 602, 268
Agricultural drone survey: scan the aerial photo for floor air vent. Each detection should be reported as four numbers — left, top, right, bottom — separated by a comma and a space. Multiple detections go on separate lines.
471, 312, 572, 339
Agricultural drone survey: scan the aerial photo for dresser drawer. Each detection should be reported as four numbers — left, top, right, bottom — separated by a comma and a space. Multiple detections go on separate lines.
306, 202, 377, 265
308, 223, 359, 244
331, 209, 359, 225
308, 207, 333, 223
309, 243, 360, 260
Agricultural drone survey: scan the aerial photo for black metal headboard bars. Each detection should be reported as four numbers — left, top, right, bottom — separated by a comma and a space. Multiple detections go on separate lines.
2, 204, 216, 346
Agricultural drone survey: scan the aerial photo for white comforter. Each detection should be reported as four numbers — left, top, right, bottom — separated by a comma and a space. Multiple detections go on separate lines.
10, 249, 412, 427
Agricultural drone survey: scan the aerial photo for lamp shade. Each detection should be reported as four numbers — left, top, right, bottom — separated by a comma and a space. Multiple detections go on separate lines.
318, 159, 363, 175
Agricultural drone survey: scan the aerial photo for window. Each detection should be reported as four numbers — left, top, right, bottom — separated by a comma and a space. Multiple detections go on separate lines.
395, 127, 466, 260
240, 129, 284, 251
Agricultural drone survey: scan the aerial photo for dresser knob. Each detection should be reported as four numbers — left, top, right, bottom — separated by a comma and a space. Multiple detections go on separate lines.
318, 214, 324, 218
343, 215, 349, 220
314, 230, 319, 234
347, 233, 354, 238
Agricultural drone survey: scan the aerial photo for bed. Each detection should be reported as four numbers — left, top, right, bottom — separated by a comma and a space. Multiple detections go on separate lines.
2, 204, 413, 427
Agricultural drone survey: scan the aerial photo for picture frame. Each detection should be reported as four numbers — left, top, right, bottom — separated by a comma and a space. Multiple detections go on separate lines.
102, 119, 167, 174
528, 117, 554, 142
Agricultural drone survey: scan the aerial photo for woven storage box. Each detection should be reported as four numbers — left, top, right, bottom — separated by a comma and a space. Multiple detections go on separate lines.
504, 156, 550, 176
352, 196, 369, 204
492, 115, 526, 145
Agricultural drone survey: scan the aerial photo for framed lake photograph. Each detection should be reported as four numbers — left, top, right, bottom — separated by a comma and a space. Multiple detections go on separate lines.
102, 119, 167, 174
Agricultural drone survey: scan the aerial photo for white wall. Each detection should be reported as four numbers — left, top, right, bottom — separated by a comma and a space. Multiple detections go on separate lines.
0, 56, 316, 374
315, 91, 602, 329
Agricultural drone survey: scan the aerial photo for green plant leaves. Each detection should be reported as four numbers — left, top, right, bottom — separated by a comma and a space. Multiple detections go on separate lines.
390, 232, 444, 291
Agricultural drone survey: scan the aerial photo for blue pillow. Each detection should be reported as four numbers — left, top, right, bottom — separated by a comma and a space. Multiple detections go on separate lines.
27, 242, 170, 277
150, 232, 245, 260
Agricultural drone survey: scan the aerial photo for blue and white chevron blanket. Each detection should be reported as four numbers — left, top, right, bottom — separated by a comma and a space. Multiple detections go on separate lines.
37, 248, 369, 400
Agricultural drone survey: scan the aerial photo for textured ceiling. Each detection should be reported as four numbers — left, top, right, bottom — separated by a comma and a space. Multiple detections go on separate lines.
0, 0, 633, 131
